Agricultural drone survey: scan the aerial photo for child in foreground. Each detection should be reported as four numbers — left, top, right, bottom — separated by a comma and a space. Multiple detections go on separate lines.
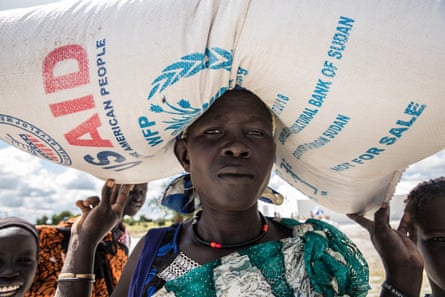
0, 217, 39, 297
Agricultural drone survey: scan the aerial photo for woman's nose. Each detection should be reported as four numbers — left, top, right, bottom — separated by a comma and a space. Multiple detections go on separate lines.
222, 139, 251, 158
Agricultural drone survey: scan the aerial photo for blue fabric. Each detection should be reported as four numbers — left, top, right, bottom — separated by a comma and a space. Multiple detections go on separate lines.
128, 226, 175, 297
161, 174, 196, 214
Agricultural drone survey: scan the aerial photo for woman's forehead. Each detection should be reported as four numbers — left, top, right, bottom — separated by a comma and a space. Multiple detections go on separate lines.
200, 91, 270, 120
215, 90, 267, 108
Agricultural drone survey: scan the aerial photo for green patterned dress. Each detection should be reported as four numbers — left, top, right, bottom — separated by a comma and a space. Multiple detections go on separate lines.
130, 218, 370, 297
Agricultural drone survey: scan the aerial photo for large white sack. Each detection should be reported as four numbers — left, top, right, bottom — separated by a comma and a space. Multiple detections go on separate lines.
1, 0, 444, 214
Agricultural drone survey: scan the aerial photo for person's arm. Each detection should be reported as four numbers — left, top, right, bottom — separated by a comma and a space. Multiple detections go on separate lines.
55, 179, 134, 297
348, 203, 424, 297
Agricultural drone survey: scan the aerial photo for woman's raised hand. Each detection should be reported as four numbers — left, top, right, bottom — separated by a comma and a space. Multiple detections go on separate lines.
347, 203, 423, 297
72, 179, 134, 245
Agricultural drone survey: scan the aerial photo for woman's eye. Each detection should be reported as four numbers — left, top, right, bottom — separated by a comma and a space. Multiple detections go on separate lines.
204, 128, 224, 135
247, 129, 264, 136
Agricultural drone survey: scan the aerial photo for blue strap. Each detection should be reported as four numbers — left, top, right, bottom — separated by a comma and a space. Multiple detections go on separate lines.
128, 227, 172, 297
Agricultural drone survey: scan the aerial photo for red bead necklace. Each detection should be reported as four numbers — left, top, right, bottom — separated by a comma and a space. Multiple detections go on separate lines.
191, 210, 269, 249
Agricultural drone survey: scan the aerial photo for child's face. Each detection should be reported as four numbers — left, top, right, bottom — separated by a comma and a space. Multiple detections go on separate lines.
0, 227, 38, 297
416, 194, 445, 291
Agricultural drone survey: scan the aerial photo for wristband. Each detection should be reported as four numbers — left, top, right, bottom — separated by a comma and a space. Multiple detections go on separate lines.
381, 281, 408, 297
58, 273, 96, 283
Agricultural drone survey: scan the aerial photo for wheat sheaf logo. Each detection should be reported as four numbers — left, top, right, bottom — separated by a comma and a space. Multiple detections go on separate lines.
150, 87, 227, 136
147, 47, 232, 100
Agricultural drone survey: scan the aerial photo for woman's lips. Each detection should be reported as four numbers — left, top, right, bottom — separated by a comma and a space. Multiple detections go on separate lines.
0, 284, 21, 297
217, 166, 254, 179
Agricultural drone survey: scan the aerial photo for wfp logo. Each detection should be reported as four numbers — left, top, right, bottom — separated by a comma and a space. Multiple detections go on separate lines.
139, 47, 232, 140
149, 87, 227, 137
0, 114, 71, 166
147, 47, 232, 100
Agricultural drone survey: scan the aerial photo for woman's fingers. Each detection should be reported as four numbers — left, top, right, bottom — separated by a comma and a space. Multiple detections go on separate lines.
347, 213, 374, 232
397, 213, 411, 233
373, 203, 390, 232
101, 179, 133, 208
75, 196, 100, 213
347, 202, 391, 233
112, 184, 134, 213
84, 196, 100, 207
101, 179, 115, 205
75, 200, 90, 213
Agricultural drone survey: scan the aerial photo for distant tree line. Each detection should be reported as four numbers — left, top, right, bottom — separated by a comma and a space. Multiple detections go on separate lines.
36, 210, 76, 225
35, 210, 190, 226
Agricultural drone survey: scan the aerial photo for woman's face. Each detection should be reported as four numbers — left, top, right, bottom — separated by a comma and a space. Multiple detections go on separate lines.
0, 227, 38, 297
416, 194, 445, 291
177, 90, 275, 212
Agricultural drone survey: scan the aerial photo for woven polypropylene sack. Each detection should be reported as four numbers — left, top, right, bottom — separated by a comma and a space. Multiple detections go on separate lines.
1, 0, 444, 214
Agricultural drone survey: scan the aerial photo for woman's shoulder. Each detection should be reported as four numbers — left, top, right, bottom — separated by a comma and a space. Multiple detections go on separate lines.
272, 216, 370, 297
274, 217, 357, 251
272, 216, 341, 233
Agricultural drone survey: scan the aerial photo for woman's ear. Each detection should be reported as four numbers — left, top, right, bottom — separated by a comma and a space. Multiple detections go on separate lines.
174, 139, 190, 171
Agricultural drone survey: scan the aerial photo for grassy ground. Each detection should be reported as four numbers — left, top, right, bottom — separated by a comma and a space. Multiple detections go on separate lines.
125, 220, 174, 237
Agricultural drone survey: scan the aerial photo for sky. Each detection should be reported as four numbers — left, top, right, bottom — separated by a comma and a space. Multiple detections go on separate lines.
1, 0, 444, 223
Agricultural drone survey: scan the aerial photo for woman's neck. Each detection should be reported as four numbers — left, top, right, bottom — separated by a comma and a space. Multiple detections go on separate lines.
196, 208, 264, 245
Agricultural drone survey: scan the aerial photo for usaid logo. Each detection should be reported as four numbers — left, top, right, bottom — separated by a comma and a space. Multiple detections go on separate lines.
0, 114, 71, 166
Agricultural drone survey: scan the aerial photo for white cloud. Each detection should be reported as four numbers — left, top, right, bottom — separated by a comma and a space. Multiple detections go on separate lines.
0, 144, 103, 222
394, 149, 445, 195
0, 140, 172, 223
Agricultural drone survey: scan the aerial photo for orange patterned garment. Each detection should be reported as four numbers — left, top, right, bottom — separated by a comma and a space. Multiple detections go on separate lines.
25, 218, 129, 297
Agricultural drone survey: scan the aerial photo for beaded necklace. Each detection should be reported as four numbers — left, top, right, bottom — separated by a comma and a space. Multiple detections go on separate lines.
191, 211, 269, 249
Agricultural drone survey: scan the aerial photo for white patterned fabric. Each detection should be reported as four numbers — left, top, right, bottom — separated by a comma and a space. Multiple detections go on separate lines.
153, 237, 323, 297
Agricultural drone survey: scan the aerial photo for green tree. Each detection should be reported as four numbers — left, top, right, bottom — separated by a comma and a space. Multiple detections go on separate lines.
138, 215, 151, 222
51, 210, 75, 225
36, 215, 49, 225
123, 216, 136, 226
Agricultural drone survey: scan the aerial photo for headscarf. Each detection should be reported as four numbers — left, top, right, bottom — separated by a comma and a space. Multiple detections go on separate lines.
0, 216, 39, 246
